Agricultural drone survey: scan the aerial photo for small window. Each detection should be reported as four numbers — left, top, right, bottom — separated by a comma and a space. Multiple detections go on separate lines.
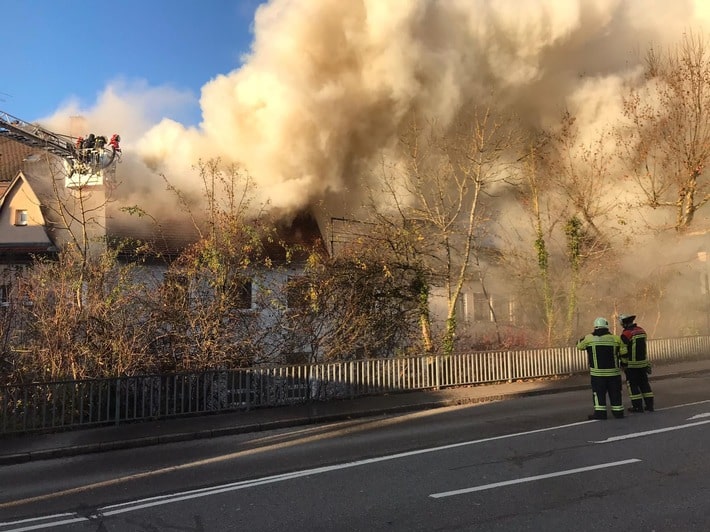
473, 293, 492, 322
14, 209, 28, 226
231, 279, 253, 309
162, 272, 189, 309
0, 284, 9, 307
456, 293, 469, 323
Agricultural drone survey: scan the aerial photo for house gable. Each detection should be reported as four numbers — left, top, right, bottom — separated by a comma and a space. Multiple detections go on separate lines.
0, 171, 55, 261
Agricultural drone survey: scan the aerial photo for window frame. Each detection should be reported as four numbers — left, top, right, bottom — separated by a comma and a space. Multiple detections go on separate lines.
14, 209, 28, 226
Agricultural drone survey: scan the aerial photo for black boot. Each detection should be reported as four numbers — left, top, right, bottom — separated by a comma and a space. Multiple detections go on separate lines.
628, 399, 644, 413
644, 397, 654, 412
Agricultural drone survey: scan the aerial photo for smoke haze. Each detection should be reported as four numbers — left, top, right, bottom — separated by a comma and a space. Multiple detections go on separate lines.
25, 0, 710, 340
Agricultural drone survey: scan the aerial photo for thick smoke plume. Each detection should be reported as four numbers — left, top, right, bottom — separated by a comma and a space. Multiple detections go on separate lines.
127, 0, 709, 218
37, 0, 710, 221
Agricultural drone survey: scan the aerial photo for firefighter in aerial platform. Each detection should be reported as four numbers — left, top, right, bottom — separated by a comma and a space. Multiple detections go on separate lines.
618, 313, 654, 413
109, 133, 121, 153
577, 317, 626, 420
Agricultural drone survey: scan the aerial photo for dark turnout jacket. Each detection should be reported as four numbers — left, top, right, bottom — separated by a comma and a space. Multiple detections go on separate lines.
576, 328, 626, 377
620, 324, 649, 368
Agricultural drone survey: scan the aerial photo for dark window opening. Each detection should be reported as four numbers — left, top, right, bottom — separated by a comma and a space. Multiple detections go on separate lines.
231, 279, 253, 309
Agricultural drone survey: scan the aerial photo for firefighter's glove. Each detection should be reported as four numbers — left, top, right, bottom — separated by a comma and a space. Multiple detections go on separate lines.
646, 365, 653, 375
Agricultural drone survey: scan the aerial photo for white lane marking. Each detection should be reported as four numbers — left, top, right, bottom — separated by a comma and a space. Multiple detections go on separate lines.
429, 459, 641, 498
659, 399, 710, 411
97, 420, 596, 517
0, 514, 81, 532
592, 420, 710, 443
0, 515, 74, 527
0, 420, 593, 530
687, 412, 710, 420
0, 517, 87, 532
4, 399, 710, 530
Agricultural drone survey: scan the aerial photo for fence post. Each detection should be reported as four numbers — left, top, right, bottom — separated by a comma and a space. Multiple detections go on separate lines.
114, 378, 121, 427
246, 370, 251, 411
435, 356, 441, 389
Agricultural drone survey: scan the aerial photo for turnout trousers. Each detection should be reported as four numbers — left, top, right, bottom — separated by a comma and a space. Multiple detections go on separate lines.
625, 368, 654, 412
590, 374, 624, 419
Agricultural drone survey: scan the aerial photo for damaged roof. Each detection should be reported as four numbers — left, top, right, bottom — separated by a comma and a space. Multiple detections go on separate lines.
0, 136, 327, 263
107, 208, 327, 263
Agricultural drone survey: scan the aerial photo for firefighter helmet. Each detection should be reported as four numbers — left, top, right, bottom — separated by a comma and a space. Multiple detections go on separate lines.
594, 317, 609, 329
619, 314, 636, 325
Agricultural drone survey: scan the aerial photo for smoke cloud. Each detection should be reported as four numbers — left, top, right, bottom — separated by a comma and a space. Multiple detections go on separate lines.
40, 0, 710, 221
129, 1, 708, 216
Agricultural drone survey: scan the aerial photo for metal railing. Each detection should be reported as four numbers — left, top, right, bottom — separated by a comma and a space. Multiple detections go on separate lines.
2, 336, 709, 435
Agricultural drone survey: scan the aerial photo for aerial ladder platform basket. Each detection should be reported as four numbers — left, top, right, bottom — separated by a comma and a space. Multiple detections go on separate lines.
0, 109, 120, 188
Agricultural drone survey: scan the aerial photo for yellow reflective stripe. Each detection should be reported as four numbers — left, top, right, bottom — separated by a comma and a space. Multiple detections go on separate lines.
591, 339, 620, 347
590, 368, 621, 376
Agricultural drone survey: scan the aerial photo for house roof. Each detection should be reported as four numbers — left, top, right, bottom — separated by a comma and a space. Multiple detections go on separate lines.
106, 210, 202, 261
107, 208, 327, 263
0, 136, 42, 182
0, 243, 57, 264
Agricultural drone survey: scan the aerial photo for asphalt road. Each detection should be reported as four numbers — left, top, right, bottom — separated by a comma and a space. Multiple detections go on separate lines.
0, 372, 708, 531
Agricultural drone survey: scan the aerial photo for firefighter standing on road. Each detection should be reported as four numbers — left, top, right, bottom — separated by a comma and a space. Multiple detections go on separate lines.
619, 313, 654, 413
577, 317, 626, 420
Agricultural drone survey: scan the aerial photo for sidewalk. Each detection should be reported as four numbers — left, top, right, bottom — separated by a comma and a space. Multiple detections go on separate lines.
2, 359, 709, 466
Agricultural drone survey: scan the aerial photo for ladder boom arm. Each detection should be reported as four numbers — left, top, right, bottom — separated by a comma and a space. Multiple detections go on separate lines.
0, 109, 76, 157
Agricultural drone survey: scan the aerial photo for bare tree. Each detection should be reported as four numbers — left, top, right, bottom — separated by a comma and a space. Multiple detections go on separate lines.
620, 32, 710, 231
7, 249, 153, 382
542, 113, 619, 341
512, 142, 561, 344
506, 111, 621, 346
364, 103, 526, 355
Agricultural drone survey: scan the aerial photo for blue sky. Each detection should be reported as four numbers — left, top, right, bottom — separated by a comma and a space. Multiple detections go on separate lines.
1, 0, 263, 127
